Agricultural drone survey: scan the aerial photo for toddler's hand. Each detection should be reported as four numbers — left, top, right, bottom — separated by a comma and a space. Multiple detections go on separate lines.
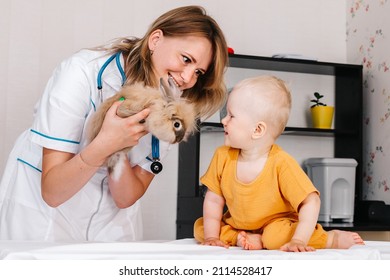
202, 237, 229, 248
280, 239, 315, 252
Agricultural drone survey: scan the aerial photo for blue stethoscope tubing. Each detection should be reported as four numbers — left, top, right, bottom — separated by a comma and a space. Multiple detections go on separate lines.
97, 52, 126, 102
96, 52, 162, 174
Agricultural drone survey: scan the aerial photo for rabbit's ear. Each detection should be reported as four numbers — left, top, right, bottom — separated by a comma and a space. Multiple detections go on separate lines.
159, 77, 182, 101
167, 76, 183, 100
159, 78, 170, 100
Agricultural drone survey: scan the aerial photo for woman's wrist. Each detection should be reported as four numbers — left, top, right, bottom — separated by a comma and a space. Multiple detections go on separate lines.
79, 137, 112, 168
79, 151, 105, 168
79, 142, 106, 167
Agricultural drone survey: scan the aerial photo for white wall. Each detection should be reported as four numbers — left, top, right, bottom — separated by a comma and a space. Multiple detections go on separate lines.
0, 0, 347, 240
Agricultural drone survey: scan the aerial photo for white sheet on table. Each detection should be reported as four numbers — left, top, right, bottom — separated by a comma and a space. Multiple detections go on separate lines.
0, 239, 384, 260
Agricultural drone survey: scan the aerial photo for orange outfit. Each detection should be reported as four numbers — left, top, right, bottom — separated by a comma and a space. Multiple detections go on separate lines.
194, 144, 328, 249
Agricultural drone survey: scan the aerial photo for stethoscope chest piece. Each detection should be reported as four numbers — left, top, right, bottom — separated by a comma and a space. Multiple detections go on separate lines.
149, 135, 163, 174
151, 161, 163, 174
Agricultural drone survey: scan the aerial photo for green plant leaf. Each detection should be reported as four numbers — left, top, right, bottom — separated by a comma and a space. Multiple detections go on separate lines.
310, 92, 327, 106
314, 92, 322, 99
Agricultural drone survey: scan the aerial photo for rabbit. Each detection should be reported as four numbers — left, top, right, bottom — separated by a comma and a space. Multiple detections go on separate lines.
88, 77, 197, 180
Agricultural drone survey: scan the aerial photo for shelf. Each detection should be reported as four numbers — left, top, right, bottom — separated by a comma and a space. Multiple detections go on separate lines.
228, 53, 362, 76
200, 122, 358, 137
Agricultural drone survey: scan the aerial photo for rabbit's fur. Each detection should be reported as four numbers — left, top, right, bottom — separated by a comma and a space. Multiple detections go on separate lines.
88, 78, 197, 180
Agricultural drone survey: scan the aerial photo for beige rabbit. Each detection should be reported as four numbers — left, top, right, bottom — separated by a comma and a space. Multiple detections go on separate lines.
88, 78, 197, 180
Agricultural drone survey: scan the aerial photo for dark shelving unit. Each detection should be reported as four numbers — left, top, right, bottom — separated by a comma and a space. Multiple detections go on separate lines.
176, 54, 364, 239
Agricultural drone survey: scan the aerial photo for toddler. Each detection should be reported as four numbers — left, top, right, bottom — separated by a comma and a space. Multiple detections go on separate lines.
194, 75, 365, 251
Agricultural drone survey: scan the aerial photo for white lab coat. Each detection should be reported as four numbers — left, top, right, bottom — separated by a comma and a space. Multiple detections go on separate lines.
0, 50, 171, 241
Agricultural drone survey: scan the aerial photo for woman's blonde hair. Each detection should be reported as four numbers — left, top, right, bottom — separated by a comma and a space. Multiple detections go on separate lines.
96, 6, 228, 119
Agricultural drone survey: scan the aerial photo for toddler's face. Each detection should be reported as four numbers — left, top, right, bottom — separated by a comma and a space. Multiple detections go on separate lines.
221, 89, 256, 149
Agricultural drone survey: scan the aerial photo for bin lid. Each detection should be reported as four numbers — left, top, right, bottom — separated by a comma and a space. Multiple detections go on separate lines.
304, 157, 358, 167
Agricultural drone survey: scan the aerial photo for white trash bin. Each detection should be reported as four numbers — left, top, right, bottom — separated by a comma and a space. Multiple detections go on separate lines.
304, 158, 358, 223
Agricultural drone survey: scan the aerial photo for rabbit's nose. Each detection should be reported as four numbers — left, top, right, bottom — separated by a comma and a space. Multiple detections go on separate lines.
174, 130, 186, 143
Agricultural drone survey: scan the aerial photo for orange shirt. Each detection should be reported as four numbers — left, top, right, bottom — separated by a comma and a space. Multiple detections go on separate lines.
200, 144, 319, 231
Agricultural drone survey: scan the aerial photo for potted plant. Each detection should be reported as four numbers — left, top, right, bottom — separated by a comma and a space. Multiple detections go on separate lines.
310, 92, 334, 129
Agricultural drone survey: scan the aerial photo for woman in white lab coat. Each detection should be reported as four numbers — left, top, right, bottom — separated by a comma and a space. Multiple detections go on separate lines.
0, 5, 228, 241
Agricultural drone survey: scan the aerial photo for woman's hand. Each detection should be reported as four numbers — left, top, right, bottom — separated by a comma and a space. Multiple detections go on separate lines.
94, 101, 151, 156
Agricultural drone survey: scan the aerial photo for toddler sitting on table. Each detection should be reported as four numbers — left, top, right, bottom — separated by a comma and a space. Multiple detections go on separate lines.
194, 75, 365, 252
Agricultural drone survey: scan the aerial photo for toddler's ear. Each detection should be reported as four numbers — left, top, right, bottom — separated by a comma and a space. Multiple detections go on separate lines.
252, 121, 266, 139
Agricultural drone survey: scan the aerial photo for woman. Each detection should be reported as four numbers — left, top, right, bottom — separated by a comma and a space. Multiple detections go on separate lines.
0, 5, 228, 241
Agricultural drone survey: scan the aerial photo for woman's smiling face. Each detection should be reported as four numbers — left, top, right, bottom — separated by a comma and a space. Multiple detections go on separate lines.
149, 30, 213, 91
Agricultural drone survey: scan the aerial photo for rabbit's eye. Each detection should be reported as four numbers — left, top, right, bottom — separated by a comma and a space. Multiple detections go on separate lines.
173, 121, 182, 130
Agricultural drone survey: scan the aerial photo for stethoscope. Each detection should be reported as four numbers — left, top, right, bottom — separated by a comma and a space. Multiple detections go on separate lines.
86, 52, 162, 241
96, 52, 163, 174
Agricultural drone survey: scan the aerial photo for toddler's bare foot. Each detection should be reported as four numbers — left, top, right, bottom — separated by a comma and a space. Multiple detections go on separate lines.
327, 230, 365, 249
237, 231, 263, 250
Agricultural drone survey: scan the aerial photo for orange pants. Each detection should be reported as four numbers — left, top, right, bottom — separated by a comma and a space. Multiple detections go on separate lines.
194, 217, 328, 249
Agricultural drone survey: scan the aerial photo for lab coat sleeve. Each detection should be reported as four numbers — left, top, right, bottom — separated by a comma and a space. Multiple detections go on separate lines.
30, 53, 92, 154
